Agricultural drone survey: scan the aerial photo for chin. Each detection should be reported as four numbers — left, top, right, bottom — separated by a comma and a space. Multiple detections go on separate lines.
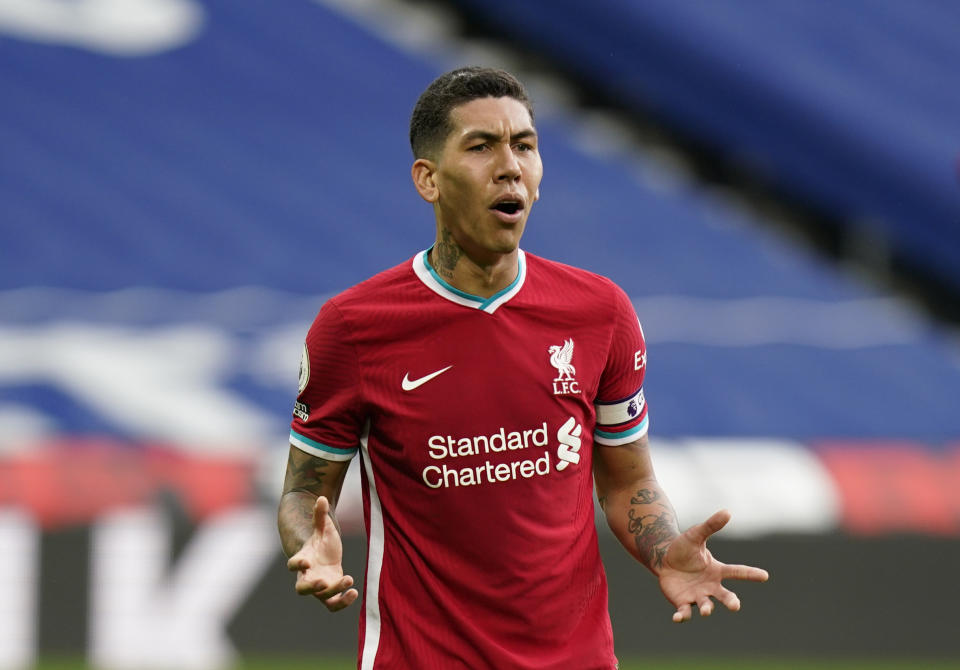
490, 238, 521, 254
492, 226, 525, 252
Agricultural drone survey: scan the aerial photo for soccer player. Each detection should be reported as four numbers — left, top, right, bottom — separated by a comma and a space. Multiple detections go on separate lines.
278, 66, 768, 669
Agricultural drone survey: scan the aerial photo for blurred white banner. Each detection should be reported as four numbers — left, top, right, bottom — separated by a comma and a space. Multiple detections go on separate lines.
0, 0, 204, 55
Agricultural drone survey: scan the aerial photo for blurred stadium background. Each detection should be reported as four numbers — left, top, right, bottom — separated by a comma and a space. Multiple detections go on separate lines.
1, 0, 959, 668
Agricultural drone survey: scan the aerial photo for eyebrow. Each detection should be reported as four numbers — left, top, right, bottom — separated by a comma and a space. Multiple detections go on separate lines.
461, 128, 538, 144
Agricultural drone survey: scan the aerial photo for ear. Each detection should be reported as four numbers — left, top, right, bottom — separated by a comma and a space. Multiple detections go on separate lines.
534, 188, 540, 202
412, 158, 439, 203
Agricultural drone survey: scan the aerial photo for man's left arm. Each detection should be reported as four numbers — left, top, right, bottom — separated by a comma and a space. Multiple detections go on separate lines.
593, 435, 769, 622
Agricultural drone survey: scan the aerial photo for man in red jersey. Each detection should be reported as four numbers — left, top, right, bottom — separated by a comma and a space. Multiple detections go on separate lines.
277, 66, 768, 669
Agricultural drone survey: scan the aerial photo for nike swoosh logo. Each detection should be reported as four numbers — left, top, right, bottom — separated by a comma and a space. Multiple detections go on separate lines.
401, 365, 453, 391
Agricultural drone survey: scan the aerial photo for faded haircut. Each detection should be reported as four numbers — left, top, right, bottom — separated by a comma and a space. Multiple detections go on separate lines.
409, 66, 535, 159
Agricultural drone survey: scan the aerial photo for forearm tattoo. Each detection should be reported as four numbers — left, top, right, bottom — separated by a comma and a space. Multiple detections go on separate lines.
283, 448, 331, 496
627, 488, 678, 570
279, 451, 340, 556
631, 489, 659, 506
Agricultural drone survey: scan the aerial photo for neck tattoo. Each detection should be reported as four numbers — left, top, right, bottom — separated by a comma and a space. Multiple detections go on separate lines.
434, 229, 461, 280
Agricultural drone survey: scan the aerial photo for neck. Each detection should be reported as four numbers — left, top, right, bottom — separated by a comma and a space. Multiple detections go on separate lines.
429, 232, 519, 299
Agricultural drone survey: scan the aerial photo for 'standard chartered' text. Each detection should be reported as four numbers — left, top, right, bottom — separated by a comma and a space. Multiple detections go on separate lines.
422, 423, 552, 489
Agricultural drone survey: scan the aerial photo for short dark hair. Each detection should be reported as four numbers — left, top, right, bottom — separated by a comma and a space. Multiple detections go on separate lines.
409, 66, 535, 159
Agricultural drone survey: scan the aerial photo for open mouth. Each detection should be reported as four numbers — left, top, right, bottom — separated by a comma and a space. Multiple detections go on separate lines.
492, 201, 522, 215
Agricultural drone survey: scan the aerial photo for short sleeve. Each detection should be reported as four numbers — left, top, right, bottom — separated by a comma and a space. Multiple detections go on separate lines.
289, 300, 363, 461
594, 285, 649, 446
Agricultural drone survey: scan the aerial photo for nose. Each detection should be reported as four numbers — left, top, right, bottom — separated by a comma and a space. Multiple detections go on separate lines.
494, 146, 521, 183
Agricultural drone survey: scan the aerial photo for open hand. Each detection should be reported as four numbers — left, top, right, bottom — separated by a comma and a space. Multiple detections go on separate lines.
658, 509, 768, 623
286, 495, 359, 612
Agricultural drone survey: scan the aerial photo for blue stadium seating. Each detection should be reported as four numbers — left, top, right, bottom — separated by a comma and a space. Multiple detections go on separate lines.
450, 0, 960, 293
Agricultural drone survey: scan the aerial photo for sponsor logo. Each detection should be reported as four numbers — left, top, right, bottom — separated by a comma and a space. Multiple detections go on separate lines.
634, 349, 647, 371
548, 338, 581, 395
555, 416, 583, 471
420, 416, 586, 488
401, 365, 453, 391
421, 422, 550, 489
298, 342, 310, 394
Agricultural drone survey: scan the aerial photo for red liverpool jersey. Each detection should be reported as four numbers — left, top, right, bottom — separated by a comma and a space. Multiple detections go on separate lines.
291, 249, 649, 670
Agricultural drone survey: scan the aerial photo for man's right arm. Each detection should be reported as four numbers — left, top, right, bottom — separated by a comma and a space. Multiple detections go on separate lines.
278, 445, 350, 556
278, 445, 358, 611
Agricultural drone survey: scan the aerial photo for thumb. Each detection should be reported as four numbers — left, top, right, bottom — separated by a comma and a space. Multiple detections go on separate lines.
686, 508, 732, 545
313, 495, 331, 533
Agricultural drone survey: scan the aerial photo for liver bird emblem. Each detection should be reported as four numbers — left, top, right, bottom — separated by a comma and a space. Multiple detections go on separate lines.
548, 339, 576, 381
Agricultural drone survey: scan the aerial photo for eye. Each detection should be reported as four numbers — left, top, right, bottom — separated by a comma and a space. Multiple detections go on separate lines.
514, 142, 534, 152
468, 143, 488, 152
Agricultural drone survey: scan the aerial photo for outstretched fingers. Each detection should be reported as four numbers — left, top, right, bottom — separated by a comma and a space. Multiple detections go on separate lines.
287, 553, 359, 611
294, 570, 359, 612
667, 564, 765, 623
722, 562, 770, 583
672, 588, 739, 623
665, 511, 768, 624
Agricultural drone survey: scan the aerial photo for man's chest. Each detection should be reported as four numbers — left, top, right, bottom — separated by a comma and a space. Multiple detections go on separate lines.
360, 309, 606, 414
353, 309, 609, 476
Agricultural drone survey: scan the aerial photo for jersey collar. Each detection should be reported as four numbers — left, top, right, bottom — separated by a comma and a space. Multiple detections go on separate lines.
412, 248, 526, 314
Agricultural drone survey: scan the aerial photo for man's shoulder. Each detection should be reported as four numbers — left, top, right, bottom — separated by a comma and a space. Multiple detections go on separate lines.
524, 251, 623, 299
310, 253, 439, 341
327, 255, 419, 309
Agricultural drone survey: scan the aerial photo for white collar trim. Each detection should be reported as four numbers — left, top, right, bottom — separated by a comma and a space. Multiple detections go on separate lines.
412, 248, 526, 314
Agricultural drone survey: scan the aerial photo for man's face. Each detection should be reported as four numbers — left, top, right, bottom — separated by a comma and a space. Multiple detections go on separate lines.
430, 96, 543, 263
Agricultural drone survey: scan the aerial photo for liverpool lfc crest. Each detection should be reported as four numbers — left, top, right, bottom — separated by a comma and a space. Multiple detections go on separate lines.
548, 338, 581, 395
